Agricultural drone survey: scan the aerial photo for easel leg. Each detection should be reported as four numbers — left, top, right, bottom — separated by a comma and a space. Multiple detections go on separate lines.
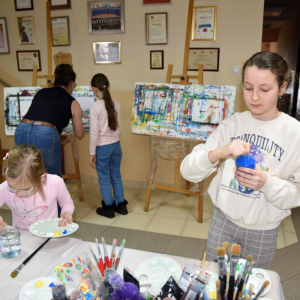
144, 180, 153, 212
186, 180, 190, 197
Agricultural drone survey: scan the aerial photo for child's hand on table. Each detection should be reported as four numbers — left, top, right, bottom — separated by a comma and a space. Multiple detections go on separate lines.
59, 212, 73, 227
235, 164, 267, 190
0, 216, 7, 231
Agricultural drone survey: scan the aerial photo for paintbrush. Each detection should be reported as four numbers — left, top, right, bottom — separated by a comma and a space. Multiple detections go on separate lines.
223, 241, 230, 265
216, 279, 221, 300
102, 237, 110, 269
228, 244, 241, 300
201, 251, 207, 270
243, 261, 256, 292
95, 238, 105, 276
248, 284, 254, 300
236, 255, 252, 300
217, 247, 226, 300
110, 238, 117, 268
252, 281, 269, 300
243, 293, 251, 300
10, 238, 51, 278
87, 245, 99, 266
114, 239, 125, 271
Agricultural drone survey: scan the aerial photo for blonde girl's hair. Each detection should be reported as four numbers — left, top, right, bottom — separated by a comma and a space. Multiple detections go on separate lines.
2, 145, 46, 200
91, 73, 118, 131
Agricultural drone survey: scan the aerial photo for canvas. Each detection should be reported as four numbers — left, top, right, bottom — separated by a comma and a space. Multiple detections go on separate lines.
131, 83, 236, 141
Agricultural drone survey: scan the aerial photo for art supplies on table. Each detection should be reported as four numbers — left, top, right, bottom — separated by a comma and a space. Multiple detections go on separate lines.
102, 237, 110, 269
115, 239, 126, 271
153, 276, 184, 300
0, 225, 21, 258
95, 237, 105, 276
110, 238, 117, 268
134, 257, 182, 297
11, 238, 51, 278
19, 277, 74, 300
29, 218, 79, 238
124, 266, 140, 291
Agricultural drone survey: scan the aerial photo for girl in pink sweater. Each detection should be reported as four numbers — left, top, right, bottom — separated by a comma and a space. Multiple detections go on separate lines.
0, 145, 74, 231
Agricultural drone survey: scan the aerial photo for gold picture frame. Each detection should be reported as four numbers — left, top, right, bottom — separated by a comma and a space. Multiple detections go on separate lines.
93, 41, 121, 64
145, 12, 168, 45
51, 16, 71, 46
192, 6, 217, 41
17, 16, 35, 45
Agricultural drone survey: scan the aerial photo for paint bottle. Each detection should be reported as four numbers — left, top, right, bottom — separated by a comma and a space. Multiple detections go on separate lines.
51, 285, 70, 300
109, 274, 141, 300
235, 154, 256, 194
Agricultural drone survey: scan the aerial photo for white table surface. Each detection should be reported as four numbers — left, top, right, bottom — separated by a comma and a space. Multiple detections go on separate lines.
0, 230, 284, 300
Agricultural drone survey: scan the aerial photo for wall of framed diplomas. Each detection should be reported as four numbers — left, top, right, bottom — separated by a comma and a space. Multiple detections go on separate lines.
0, 0, 264, 186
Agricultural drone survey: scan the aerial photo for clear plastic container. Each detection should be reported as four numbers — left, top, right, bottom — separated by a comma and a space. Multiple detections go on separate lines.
0, 226, 22, 258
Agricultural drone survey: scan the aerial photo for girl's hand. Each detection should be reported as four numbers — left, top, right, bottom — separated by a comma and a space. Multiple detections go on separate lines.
90, 155, 96, 167
0, 216, 7, 231
59, 212, 73, 227
209, 140, 251, 164
235, 164, 267, 190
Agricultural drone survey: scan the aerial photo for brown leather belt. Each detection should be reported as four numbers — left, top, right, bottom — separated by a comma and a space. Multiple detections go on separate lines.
21, 119, 59, 133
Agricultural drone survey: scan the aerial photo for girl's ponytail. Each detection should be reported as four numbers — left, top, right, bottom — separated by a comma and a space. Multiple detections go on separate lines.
91, 74, 118, 131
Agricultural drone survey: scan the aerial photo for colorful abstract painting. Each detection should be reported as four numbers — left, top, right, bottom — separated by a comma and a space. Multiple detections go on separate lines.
4, 86, 95, 136
131, 83, 236, 141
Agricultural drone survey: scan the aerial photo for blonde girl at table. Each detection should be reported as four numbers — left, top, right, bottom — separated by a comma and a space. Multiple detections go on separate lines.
0, 145, 75, 231
89, 73, 128, 219
181, 52, 300, 269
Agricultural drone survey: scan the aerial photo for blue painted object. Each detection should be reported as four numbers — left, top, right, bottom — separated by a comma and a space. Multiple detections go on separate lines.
236, 155, 256, 194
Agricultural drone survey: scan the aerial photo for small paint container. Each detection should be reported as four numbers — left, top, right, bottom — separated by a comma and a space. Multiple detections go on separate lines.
236, 154, 256, 194
0, 226, 22, 258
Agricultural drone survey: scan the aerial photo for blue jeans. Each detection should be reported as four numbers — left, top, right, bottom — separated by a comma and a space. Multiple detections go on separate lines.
96, 141, 124, 206
15, 122, 62, 176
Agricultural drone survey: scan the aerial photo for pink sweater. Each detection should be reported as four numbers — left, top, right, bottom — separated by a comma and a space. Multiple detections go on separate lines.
0, 174, 75, 230
89, 98, 121, 155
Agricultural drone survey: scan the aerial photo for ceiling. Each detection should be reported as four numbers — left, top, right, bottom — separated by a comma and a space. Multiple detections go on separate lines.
264, 0, 300, 28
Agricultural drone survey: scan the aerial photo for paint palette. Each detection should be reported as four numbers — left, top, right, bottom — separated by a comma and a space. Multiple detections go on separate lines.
205, 271, 219, 300
29, 218, 79, 238
19, 277, 74, 300
134, 257, 182, 297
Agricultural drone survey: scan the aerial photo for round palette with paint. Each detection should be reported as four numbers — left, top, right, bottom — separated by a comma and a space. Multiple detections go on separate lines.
246, 268, 271, 298
134, 257, 182, 297
29, 218, 79, 238
19, 277, 74, 300
205, 271, 219, 300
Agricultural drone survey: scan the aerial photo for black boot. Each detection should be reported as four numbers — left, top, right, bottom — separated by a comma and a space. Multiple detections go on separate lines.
96, 201, 115, 219
114, 200, 128, 215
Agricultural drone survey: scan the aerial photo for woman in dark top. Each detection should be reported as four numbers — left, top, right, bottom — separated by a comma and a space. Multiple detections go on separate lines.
14, 64, 84, 177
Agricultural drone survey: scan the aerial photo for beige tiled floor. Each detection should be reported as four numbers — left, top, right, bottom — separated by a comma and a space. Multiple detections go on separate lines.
63, 181, 298, 248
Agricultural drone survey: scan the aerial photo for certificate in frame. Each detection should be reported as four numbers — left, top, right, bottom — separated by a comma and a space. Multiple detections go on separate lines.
17, 16, 35, 45
93, 41, 121, 64
50, 0, 71, 10
88, 0, 125, 35
0, 18, 10, 54
16, 50, 41, 71
150, 50, 164, 69
188, 48, 220, 72
192, 6, 217, 41
145, 12, 168, 45
14, 0, 34, 11
51, 16, 70, 46
142, 0, 172, 5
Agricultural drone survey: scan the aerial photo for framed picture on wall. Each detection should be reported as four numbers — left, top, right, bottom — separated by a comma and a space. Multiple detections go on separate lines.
188, 48, 220, 71
14, 0, 34, 11
150, 50, 164, 69
17, 16, 35, 45
50, 0, 71, 10
16, 50, 41, 71
0, 18, 10, 54
87, 0, 125, 35
145, 12, 168, 45
142, 0, 172, 5
51, 16, 70, 46
192, 6, 217, 41
93, 41, 121, 64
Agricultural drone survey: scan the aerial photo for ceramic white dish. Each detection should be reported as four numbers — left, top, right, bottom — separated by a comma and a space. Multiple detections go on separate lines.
19, 277, 74, 300
134, 257, 182, 297
29, 218, 79, 238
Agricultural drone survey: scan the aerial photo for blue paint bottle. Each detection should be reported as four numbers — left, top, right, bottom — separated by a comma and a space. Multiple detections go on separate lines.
235, 154, 256, 194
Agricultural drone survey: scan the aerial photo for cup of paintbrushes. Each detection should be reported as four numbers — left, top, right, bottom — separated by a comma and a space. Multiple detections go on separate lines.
0, 226, 21, 258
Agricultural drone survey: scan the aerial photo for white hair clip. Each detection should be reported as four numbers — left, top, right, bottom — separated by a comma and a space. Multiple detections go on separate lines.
3, 153, 8, 161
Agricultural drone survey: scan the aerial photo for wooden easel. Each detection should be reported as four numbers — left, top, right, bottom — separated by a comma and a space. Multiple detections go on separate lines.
144, 0, 204, 223
31, 1, 84, 201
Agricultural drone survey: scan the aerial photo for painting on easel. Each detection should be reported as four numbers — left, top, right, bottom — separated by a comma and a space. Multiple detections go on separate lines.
131, 83, 236, 141
3, 86, 95, 136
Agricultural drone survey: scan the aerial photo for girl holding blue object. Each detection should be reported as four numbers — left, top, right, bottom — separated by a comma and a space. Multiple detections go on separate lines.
181, 52, 300, 269
89, 74, 128, 219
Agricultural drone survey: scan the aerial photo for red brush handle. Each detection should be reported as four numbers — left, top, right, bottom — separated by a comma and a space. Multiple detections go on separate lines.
105, 256, 110, 269
97, 258, 105, 276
